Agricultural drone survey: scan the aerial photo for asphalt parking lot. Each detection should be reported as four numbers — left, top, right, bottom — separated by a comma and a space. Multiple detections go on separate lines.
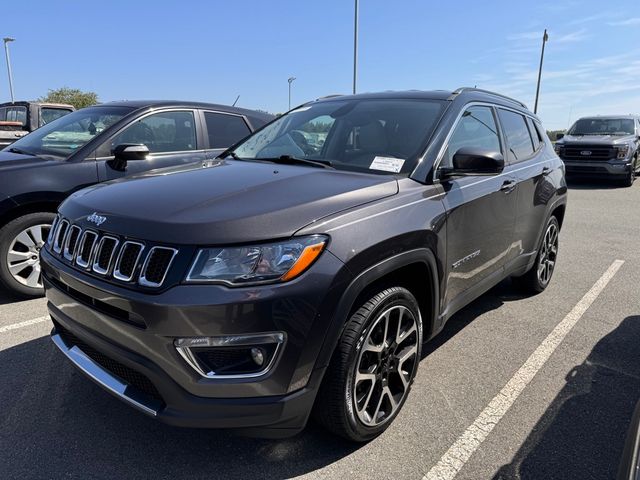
1, 179, 638, 480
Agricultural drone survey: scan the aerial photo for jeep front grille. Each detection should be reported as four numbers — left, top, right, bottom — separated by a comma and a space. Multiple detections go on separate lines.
47, 217, 177, 288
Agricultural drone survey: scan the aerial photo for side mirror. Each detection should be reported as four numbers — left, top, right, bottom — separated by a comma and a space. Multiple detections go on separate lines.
443, 147, 504, 177
112, 143, 149, 161
556, 133, 565, 140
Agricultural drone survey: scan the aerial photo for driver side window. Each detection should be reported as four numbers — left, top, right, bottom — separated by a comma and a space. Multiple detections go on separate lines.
97, 111, 196, 157
441, 106, 501, 168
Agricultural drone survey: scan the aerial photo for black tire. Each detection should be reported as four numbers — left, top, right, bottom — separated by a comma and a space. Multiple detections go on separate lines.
620, 159, 636, 187
0, 212, 55, 298
513, 215, 560, 294
313, 286, 423, 442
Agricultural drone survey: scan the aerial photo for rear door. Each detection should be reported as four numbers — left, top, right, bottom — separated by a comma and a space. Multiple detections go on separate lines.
201, 110, 253, 159
497, 109, 554, 267
438, 104, 518, 309
96, 109, 206, 181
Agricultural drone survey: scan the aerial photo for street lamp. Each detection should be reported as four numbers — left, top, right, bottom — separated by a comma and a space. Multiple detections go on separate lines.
353, 0, 359, 94
3, 37, 15, 103
288, 76, 296, 110
533, 29, 548, 114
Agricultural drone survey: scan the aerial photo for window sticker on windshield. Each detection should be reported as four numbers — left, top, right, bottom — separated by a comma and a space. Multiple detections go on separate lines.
370, 156, 405, 173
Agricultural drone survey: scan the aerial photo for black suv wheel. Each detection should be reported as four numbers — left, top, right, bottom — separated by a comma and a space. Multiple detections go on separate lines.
313, 287, 423, 442
514, 215, 560, 294
0, 212, 55, 298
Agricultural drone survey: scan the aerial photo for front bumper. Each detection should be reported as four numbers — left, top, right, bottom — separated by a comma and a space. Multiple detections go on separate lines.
41, 247, 349, 435
562, 159, 633, 177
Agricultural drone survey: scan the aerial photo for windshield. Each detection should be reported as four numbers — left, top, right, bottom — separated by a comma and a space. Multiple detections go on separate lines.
3, 106, 133, 159
232, 98, 446, 174
568, 118, 635, 136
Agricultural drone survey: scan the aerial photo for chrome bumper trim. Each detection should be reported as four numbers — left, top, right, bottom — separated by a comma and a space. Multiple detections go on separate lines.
51, 332, 159, 417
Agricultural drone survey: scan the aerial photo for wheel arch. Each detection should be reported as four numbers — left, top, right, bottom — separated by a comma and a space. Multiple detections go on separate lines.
0, 200, 60, 229
314, 248, 440, 370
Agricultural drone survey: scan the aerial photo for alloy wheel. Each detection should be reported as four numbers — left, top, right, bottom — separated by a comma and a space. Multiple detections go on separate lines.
537, 221, 558, 286
6, 223, 51, 289
352, 304, 419, 427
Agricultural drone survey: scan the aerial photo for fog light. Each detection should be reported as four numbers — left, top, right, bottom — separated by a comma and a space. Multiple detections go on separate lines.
251, 347, 265, 366
174, 332, 285, 378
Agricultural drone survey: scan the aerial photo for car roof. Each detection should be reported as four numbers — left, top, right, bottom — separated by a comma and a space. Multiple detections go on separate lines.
310, 88, 535, 117
575, 115, 639, 120
0, 101, 74, 109
93, 100, 273, 121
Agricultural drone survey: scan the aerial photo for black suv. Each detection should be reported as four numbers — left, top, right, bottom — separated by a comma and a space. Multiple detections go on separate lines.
555, 115, 640, 186
0, 101, 272, 297
41, 88, 567, 441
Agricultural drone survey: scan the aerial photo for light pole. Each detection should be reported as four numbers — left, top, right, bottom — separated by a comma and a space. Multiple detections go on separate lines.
353, 0, 359, 94
287, 76, 296, 110
3, 37, 15, 103
533, 29, 548, 114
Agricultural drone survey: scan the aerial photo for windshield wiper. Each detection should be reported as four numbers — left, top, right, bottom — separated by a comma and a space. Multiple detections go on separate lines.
7, 146, 36, 156
258, 155, 333, 169
217, 149, 241, 160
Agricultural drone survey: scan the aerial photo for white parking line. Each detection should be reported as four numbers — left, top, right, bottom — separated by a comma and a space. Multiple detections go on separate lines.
424, 259, 625, 480
0, 316, 49, 334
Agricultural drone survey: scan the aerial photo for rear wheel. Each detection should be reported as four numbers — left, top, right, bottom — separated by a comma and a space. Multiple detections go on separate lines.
0, 212, 55, 298
313, 286, 422, 442
514, 215, 559, 294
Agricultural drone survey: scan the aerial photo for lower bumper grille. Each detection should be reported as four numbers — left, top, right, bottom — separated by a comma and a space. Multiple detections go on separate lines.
56, 323, 163, 404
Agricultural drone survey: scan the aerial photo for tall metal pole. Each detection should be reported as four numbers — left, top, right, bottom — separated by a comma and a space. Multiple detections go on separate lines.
353, 0, 359, 94
287, 77, 296, 110
533, 29, 548, 114
3, 38, 15, 103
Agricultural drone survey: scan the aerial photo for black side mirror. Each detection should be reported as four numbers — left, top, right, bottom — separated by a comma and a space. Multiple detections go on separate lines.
112, 143, 149, 161
442, 147, 504, 177
556, 133, 565, 140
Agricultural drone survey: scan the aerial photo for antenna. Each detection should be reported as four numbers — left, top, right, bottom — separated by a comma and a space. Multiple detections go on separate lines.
232, 95, 240, 107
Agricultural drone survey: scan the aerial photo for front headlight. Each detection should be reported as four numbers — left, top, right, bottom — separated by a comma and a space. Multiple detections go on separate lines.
615, 145, 630, 159
185, 235, 328, 285
554, 143, 563, 154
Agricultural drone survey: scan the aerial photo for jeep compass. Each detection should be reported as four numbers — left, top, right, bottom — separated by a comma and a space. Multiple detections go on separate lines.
41, 88, 567, 441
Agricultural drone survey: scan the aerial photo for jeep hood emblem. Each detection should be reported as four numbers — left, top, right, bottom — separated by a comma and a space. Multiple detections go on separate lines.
86, 212, 107, 226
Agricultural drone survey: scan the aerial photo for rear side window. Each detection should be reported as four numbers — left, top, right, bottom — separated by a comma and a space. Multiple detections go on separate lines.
442, 105, 501, 168
204, 112, 251, 149
498, 109, 534, 163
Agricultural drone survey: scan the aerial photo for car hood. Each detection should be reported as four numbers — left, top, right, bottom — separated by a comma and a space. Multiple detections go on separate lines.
60, 159, 399, 244
0, 151, 56, 169
559, 134, 636, 145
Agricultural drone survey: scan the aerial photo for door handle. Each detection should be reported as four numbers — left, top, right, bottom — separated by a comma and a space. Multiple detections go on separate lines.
542, 166, 551, 175
500, 180, 516, 193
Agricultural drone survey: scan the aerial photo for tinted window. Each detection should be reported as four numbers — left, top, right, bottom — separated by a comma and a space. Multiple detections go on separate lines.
204, 112, 250, 148
0, 107, 6, 121
442, 106, 501, 168
526, 117, 541, 150
498, 109, 534, 162
40, 107, 72, 127
7, 106, 26, 125
108, 111, 196, 154
233, 99, 446, 175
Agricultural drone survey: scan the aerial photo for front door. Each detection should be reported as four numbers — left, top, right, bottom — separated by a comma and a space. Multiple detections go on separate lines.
438, 104, 518, 309
96, 109, 206, 181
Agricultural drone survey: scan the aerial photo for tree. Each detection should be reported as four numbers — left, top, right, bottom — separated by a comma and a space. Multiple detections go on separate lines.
546, 130, 566, 142
38, 87, 99, 109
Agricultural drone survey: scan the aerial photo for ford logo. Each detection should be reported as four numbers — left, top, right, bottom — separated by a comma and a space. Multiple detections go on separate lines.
580, 150, 592, 156
86, 212, 107, 226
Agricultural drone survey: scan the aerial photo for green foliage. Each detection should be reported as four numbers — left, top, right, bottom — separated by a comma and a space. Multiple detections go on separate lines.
546, 130, 566, 142
38, 87, 99, 110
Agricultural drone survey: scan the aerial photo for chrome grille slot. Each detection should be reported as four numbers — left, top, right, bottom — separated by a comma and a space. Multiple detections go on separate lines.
47, 215, 60, 247
113, 241, 144, 282
53, 219, 69, 254
92, 236, 119, 275
139, 247, 178, 287
63, 226, 82, 261
75, 231, 98, 268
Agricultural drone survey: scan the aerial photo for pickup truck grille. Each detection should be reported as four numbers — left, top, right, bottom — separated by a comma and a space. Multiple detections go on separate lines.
47, 215, 178, 289
560, 144, 614, 161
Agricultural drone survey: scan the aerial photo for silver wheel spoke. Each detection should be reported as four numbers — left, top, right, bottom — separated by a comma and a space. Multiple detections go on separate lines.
355, 372, 376, 414
8, 250, 31, 262
6, 223, 49, 289
9, 260, 31, 275
25, 264, 41, 288
384, 387, 398, 411
14, 230, 36, 249
28, 226, 44, 246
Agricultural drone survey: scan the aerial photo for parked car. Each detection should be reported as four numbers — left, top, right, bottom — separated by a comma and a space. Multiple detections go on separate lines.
0, 101, 273, 297
554, 115, 640, 186
0, 101, 75, 148
41, 88, 567, 441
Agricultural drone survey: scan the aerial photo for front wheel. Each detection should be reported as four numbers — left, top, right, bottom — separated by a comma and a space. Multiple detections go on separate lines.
313, 286, 423, 442
620, 159, 636, 187
0, 212, 55, 298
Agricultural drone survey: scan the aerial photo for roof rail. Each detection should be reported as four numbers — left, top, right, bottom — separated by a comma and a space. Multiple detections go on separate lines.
316, 94, 344, 101
450, 87, 528, 109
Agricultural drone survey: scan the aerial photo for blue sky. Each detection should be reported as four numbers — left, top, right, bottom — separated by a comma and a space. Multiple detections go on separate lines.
1, 0, 638, 129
